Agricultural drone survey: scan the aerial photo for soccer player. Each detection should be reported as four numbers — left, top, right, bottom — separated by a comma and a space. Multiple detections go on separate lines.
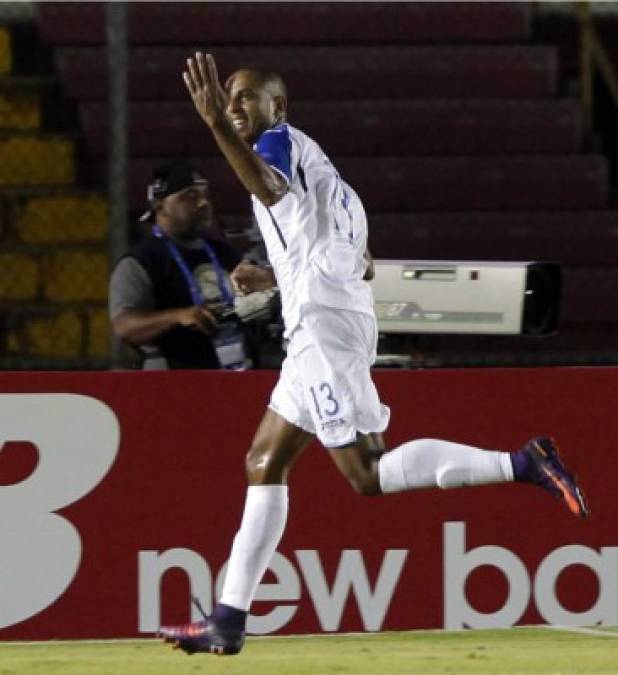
160, 52, 589, 656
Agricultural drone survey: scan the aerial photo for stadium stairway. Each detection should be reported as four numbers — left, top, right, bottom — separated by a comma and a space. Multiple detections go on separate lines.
0, 20, 109, 368
29, 1, 618, 367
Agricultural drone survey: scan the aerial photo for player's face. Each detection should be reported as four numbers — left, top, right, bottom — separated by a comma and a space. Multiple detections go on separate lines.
225, 72, 282, 143
158, 185, 212, 240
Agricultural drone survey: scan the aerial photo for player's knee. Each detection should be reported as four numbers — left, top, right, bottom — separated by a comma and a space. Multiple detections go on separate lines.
245, 445, 266, 481
245, 442, 284, 484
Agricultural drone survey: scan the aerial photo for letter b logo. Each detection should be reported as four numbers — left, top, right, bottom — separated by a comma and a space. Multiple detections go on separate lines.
0, 394, 120, 629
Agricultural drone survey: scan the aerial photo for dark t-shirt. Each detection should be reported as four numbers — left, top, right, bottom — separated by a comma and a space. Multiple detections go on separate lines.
109, 232, 241, 369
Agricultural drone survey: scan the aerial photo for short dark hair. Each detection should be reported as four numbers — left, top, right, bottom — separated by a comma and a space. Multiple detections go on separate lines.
226, 68, 287, 99
252, 69, 287, 98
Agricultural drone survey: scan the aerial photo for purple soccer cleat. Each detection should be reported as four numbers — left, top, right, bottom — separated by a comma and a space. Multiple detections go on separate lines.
159, 598, 245, 656
518, 436, 589, 519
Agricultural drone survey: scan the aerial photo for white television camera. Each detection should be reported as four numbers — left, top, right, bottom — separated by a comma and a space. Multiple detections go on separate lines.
369, 260, 561, 335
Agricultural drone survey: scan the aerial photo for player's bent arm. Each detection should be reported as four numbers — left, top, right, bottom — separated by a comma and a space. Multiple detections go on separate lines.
209, 117, 288, 207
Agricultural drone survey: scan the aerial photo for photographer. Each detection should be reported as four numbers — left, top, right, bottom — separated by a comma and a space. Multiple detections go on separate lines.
109, 159, 260, 369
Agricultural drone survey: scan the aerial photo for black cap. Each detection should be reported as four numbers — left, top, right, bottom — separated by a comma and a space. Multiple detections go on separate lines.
139, 160, 209, 222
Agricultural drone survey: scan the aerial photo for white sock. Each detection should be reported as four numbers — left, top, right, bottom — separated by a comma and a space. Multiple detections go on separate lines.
219, 485, 288, 612
378, 438, 514, 493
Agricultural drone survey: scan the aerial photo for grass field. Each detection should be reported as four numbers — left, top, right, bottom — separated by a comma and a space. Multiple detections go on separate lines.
1, 627, 617, 675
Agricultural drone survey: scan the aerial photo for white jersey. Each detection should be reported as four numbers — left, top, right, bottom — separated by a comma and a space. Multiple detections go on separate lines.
252, 123, 374, 337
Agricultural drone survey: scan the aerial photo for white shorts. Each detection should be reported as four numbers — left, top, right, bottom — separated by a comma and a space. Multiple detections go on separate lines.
269, 304, 391, 447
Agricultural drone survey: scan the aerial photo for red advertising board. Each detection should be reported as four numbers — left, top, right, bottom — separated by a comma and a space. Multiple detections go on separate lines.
0, 368, 614, 639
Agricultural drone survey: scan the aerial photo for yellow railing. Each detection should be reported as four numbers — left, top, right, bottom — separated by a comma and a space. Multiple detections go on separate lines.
576, 1, 618, 133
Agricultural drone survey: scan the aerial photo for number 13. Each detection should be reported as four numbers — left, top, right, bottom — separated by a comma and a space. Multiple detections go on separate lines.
309, 382, 340, 419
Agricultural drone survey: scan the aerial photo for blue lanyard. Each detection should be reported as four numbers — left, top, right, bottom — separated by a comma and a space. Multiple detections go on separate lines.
152, 225, 234, 306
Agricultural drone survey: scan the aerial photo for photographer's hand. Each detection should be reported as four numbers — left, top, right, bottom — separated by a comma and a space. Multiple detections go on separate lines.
112, 305, 218, 344
231, 262, 276, 294
176, 305, 219, 335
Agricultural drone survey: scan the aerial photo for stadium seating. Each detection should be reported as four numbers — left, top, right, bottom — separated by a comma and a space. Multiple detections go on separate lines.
37, 2, 533, 46
110, 155, 607, 214
534, 8, 618, 85
54, 45, 558, 101
0, 92, 39, 128
4, 1, 617, 367
367, 212, 618, 265
78, 100, 584, 157
0, 18, 109, 366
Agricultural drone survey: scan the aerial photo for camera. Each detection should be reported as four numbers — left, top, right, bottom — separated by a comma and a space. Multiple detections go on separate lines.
370, 260, 561, 335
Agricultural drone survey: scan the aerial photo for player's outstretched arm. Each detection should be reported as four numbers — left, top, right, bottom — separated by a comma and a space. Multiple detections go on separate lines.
183, 52, 287, 206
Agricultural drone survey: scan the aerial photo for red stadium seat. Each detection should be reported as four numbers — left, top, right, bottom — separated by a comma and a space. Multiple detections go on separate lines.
37, 2, 531, 46
100, 155, 608, 214
335, 156, 607, 211
78, 99, 584, 157
367, 212, 618, 265
55, 45, 558, 101
561, 268, 618, 324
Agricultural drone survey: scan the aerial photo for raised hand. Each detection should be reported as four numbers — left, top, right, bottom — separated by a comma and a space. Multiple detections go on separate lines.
183, 52, 228, 129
